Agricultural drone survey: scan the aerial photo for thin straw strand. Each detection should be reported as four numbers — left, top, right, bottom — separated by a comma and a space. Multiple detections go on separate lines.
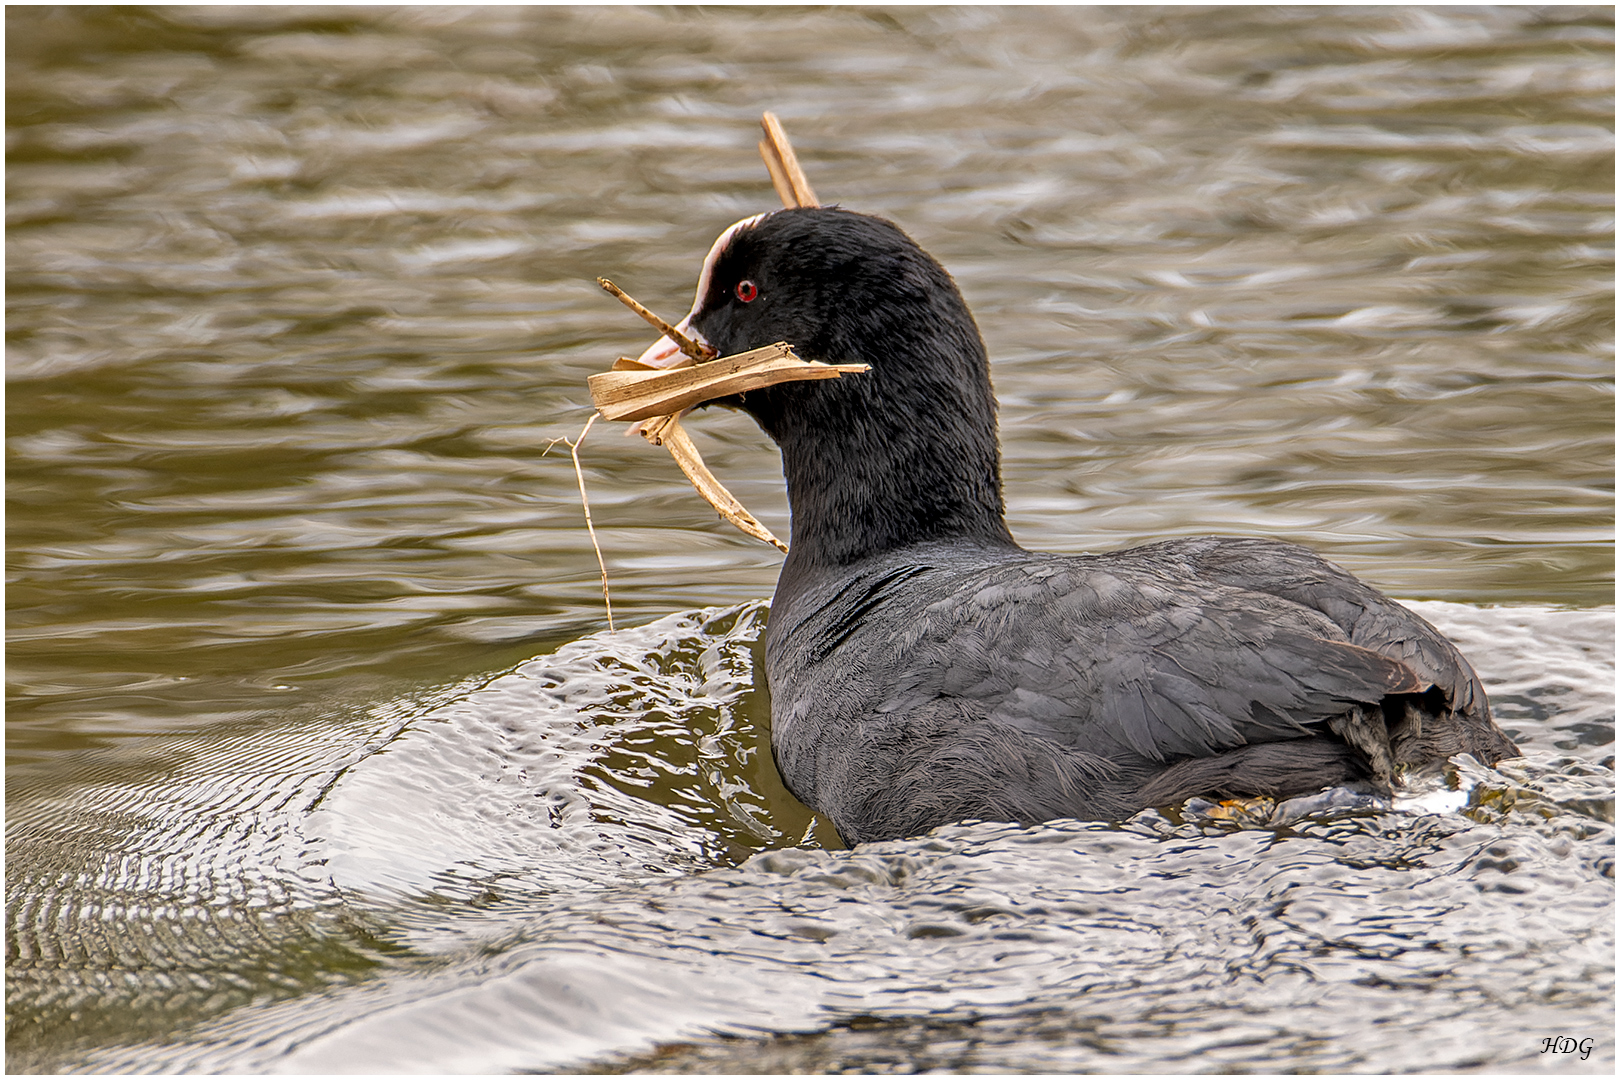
545, 412, 614, 630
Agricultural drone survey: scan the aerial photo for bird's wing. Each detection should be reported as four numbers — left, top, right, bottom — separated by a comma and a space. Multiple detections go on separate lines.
874, 554, 1426, 764
1157, 536, 1489, 718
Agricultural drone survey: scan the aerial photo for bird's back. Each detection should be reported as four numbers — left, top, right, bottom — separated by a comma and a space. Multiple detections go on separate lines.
765, 536, 1514, 843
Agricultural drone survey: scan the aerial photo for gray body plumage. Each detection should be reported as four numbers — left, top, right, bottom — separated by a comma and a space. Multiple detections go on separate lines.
768, 536, 1510, 844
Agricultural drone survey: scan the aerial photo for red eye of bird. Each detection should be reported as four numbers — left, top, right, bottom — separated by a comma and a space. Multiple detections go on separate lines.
734, 279, 758, 303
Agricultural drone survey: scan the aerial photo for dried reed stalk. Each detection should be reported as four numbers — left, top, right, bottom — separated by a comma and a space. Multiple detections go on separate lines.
582, 111, 839, 558
588, 342, 866, 422
661, 423, 788, 553
595, 277, 703, 445
583, 291, 865, 551
597, 278, 713, 363
545, 412, 614, 630
760, 111, 818, 208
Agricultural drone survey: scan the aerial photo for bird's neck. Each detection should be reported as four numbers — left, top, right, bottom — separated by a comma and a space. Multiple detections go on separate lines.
762, 365, 1016, 574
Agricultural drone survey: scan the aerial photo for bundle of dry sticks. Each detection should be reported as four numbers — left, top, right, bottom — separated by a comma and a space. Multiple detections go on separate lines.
586, 113, 867, 554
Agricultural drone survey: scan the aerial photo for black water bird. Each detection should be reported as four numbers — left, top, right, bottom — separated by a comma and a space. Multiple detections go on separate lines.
631, 207, 1518, 844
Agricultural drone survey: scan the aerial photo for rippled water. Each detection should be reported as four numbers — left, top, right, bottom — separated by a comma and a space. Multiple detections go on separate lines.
6, 6, 1614, 1074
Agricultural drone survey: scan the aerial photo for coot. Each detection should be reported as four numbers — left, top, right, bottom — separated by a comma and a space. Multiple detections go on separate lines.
631, 207, 1518, 844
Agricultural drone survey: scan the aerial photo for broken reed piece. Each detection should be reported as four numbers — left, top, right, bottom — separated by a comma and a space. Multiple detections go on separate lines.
637, 411, 683, 445
586, 285, 866, 553
597, 278, 714, 363
588, 339, 867, 549
660, 423, 788, 553
588, 342, 868, 422
759, 111, 818, 208
758, 143, 795, 209
581, 111, 835, 555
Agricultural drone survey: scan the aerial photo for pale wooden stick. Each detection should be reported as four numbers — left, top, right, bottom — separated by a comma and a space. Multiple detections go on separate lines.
761, 112, 818, 207
759, 139, 797, 208
597, 278, 713, 362
661, 419, 788, 553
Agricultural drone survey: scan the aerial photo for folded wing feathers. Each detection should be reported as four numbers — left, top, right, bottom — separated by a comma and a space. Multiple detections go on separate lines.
930, 560, 1432, 765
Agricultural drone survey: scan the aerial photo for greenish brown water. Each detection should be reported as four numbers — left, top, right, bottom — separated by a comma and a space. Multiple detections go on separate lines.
6, 6, 1613, 1074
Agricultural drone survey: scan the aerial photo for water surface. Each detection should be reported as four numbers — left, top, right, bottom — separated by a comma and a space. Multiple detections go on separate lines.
6, 6, 1613, 1073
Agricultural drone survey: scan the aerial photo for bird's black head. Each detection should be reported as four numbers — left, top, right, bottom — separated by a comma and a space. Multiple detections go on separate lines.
641, 207, 1015, 570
